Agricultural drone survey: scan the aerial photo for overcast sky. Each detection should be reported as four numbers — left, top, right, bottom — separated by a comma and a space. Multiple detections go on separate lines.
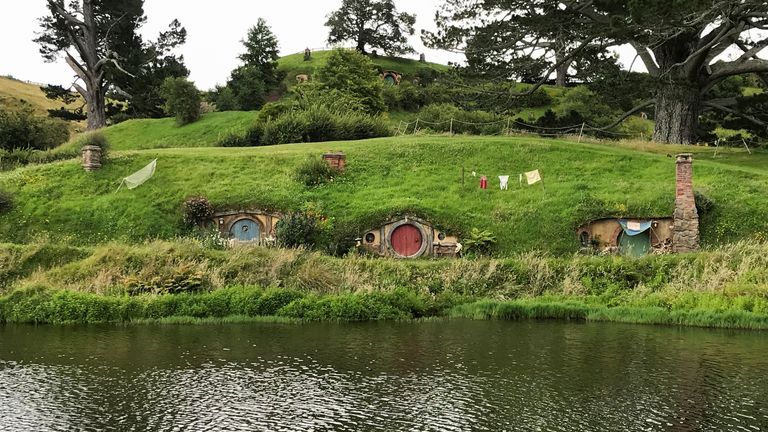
1, 0, 470, 90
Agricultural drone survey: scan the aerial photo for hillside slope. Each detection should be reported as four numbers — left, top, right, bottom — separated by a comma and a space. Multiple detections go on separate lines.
278, 50, 450, 88
0, 76, 83, 116
1, 136, 766, 255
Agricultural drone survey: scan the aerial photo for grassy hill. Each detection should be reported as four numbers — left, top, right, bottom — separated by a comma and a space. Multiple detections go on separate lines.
277, 50, 450, 88
100, 112, 258, 151
0, 76, 81, 115
1, 134, 766, 255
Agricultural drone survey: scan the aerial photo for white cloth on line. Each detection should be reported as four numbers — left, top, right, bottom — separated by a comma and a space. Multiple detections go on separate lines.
499, 176, 509, 190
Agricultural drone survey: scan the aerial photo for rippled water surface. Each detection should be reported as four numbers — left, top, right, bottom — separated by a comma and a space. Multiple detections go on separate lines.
1, 320, 767, 431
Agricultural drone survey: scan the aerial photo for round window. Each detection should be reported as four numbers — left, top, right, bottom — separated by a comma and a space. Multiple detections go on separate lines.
438, 232, 446, 241
365, 233, 376, 243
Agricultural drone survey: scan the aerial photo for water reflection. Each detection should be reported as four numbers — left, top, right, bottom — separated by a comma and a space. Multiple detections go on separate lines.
1, 321, 767, 431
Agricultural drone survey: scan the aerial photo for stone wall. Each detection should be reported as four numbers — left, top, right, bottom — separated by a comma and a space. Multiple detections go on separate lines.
672, 153, 700, 252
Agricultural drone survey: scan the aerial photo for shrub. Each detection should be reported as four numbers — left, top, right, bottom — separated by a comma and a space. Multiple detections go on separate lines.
695, 191, 715, 215
160, 77, 202, 125
260, 105, 391, 146
295, 156, 340, 187
316, 48, 385, 114
276, 212, 322, 249
216, 123, 264, 148
462, 228, 497, 256
0, 189, 13, 215
0, 107, 70, 151
417, 103, 507, 135
183, 196, 214, 228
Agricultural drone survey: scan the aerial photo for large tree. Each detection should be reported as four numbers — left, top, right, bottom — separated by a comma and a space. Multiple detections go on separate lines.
326, 0, 417, 55
426, 0, 768, 144
36, 0, 144, 130
223, 18, 283, 111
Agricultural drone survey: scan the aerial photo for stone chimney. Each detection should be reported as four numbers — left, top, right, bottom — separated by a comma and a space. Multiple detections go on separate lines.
673, 153, 699, 252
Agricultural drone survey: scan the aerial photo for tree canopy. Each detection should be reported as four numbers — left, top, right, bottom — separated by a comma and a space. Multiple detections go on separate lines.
36, 0, 188, 128
426, 0, 768, 144
317, 48, 385, 114
221, 18, 283, 111
326, 0, 417, 55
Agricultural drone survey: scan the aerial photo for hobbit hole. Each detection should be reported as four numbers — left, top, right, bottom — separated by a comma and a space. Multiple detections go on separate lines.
361, 217, 460, 258
577, 153, 699, 255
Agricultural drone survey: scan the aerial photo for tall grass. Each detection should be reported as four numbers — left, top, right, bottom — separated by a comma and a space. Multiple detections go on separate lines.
2, 239, 768, 328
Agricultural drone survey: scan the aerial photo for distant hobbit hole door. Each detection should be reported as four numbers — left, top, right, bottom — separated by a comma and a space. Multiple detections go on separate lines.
391, 224, 424, 257
618, 231, 651, 257
230, 219, 261, 242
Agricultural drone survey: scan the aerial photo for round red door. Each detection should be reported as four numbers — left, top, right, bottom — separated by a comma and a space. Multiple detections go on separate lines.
391, 224, 423, 257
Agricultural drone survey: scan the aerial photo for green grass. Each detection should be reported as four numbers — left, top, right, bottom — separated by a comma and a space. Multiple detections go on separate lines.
99, 111, 258, 151
2, 239, 768, 328
2, 135, 768, 253
278, 50, 450, 89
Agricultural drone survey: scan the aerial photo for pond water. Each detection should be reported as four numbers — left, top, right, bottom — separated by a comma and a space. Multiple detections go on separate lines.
1, 320, 767, 431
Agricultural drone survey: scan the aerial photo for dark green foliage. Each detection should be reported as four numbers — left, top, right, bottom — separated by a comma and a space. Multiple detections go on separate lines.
125, 263, 206, 295
317, 49, 385, 114
0, 147, 79, 171
260, 106, 391, 145
0, 108, 70, 151
695, 191, 715, 215
417, 103, 507, 134
182, 196, 214, 228
160, 77, 201, 125
223, 18, 285, 111
276, 213, 322, 249
326, 0, 416, 55
295, 156, 341, 187
462, 228, 496, 256
0, 189, 13, 215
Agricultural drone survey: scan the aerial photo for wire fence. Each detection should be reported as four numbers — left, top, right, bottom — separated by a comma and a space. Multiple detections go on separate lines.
394, 117, 766, 150
394, 117, 639, 140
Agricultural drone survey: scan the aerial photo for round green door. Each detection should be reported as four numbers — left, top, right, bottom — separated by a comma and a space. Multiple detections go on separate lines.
619, 231, 651, 257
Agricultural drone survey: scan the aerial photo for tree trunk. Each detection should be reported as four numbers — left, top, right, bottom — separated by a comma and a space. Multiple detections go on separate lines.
555, 57, 569, 87
85, 80, 106, 130
653, 83, 701, 144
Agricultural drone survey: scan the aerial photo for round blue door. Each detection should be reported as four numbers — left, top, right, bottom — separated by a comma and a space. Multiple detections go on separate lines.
230, 219, 260, 242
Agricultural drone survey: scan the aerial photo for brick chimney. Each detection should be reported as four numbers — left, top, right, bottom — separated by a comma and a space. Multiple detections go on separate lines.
673, 153, 699, 252
322, 152, 346, 172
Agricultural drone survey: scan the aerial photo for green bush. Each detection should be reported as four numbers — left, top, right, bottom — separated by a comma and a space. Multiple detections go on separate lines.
0, 107, 70, 151
275, 212, 322, 249
463, 228, 497, 256
260, 105, 391, 145
316, 48, 385, 114
160, 77, 202, 125
216, 123, 264, 147
695, 191, 715, 215
295, 156, 340, 187
417, 104, 507, 135
0, 189, 13, 215
182, 196, 214, 228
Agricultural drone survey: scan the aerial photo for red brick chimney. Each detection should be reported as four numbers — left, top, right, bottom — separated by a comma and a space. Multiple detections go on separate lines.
322, 152, 346, 172
673, 153, 699, 252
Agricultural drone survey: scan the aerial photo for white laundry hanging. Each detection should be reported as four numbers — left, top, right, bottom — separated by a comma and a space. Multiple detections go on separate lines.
499, 175, 510, 190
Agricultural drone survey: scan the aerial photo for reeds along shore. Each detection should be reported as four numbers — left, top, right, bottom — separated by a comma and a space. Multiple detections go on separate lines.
1, 240, 768, 328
